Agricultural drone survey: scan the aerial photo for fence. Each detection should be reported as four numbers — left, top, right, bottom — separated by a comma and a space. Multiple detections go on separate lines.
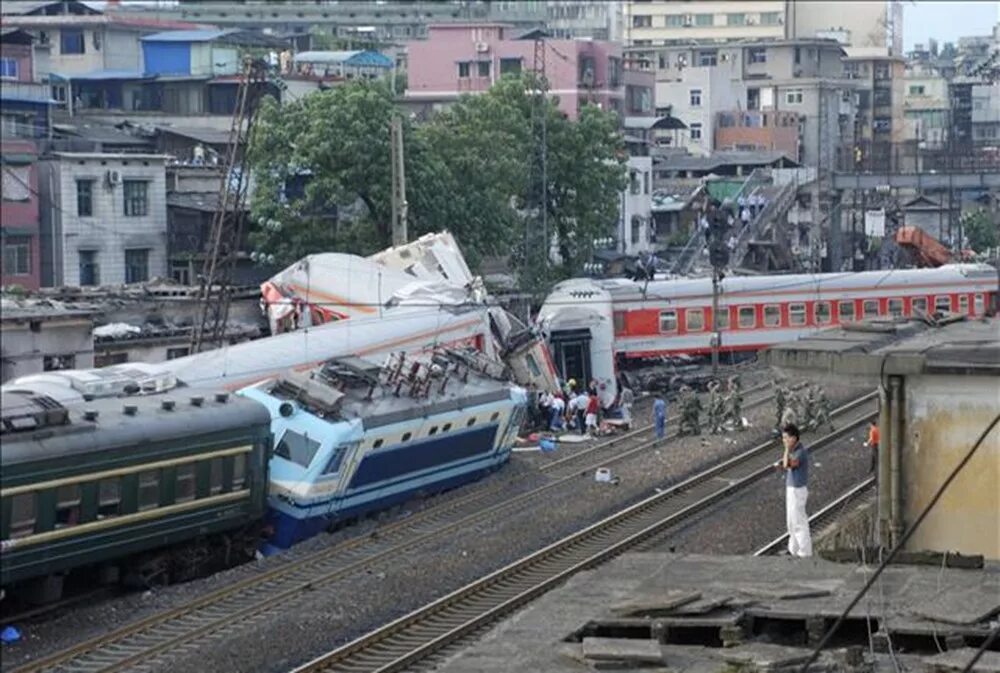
837, 141, 1000, 174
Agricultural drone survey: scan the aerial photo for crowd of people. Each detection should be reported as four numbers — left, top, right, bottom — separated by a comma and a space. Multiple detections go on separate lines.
526, 378, 636, 437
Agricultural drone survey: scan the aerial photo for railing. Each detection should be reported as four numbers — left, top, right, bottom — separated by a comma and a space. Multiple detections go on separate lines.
730, 180, 798, 270
836, 141, 1000, 174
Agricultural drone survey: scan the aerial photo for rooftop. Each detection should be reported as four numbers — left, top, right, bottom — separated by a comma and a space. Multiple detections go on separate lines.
293, 50, 394, 68
764, 315, 1000, 380
654, 150, 799, 173
434, 553, 999, 673
155, 125, 235, 146
0, 296, 100, 322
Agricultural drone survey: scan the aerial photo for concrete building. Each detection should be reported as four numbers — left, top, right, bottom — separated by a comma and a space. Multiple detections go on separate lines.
546, 1, 622, 42
0, 296, 96, 382
843, 49, 906, 152
1, 28, 54, 140
714, 109, 801, 156
652, 62, 742, 156
619, 118, 655, 256
292, 50, 394, 81
768, 316, 1000, 559
113, 0, 546, 49
38, 153, 169, 287
406, 24, 626, 120
971, 82, 1000, 144
902, 62, 950, 144
1, 140, 42, 290
622, 1, 900, 51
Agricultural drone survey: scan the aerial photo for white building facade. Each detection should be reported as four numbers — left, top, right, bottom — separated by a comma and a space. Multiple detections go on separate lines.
39, 153, 169, 287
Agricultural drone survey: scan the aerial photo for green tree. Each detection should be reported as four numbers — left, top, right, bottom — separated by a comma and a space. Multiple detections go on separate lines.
961, 209, 998, 252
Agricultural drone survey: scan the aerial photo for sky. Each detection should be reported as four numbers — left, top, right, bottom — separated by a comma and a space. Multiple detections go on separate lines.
903, 0, 1000, 50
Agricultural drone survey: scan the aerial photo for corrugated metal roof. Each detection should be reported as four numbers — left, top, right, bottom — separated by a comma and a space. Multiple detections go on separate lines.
155, 126, 233, 145
141, 28, 234, 43
49, 69, 151, 81
293, 50, 393, 68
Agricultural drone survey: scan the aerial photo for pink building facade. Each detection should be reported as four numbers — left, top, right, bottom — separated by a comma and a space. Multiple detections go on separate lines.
1, 139, 41, 290
406, 24, 625, 121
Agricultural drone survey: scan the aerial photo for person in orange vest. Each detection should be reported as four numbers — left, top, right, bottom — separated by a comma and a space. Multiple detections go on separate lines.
863, 420, 880, 474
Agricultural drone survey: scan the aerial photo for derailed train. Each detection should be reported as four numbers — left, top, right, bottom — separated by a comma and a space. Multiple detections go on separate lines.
1, 351, 526, 598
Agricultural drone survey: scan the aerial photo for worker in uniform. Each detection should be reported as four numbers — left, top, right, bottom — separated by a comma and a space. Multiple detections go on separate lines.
863, 420, 880, 474
781, 389, 799, 429
774, 381, 787, 433
802, 385, 819, 431
811, 385, 834, 432
653, 395, 668, 439
726, 375, 744, 431
706, 380, 724, 434
679, 386, 702, 436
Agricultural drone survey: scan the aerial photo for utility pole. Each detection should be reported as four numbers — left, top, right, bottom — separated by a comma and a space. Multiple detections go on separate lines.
711, 269, 721, 375
390, 114, 407, 247
706, 202, 730, 377
530, 31, 549, 277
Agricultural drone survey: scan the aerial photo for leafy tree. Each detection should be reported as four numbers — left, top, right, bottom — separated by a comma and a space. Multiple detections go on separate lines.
961, 209, 998, 252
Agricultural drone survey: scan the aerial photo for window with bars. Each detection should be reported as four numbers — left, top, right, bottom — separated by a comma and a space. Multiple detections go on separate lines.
77, 179, 94, 216
125, 248, 149, 284
3, 236, 31, 275
123, 180, 148, 216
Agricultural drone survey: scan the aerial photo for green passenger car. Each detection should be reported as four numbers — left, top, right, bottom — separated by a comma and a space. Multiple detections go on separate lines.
1, 388, 271, 595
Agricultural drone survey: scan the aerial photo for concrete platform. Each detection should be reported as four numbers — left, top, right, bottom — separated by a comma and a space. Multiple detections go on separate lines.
433, 553, 1000, 673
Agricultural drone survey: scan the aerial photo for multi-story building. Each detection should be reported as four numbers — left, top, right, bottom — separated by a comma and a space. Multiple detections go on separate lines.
902, 61, 950, 144
0, 298, 97, 382
1, 0, 198, 110
637, 38, 851, 167
1, 28, 54, 140
971, 82, 1000, 144
1, 140, 42, 290
715, 109, 801, 157
622, 1, 899, 51
843, 50, 906, 150
38, 153, 169, 287
619, 118, 655, 255
406, 24, 626, 120
546, 1, 622, 41
113, 0, 546, 48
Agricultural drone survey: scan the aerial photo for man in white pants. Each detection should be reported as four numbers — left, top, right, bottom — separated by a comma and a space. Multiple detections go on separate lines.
779, 423, 813, 557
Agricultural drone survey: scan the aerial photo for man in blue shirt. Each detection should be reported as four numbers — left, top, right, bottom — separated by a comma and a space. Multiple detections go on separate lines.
653, 396, 667, 439
779, 424, 812, 557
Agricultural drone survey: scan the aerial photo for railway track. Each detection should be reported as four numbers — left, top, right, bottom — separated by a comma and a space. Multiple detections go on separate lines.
12, 382, 838, 673
289, 395, 877, 673
753, 477, 877, 556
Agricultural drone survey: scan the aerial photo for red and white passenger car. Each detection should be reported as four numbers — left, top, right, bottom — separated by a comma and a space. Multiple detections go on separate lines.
538, 264, 998, 407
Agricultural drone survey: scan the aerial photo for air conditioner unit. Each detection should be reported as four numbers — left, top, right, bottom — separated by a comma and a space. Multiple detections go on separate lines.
474, 41, 490, 53
106, 169, 122, 186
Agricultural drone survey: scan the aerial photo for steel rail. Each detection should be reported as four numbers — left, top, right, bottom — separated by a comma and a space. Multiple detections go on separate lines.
11, 382, 834, 673
289, 398, 878, 673
753, 477, 877, 556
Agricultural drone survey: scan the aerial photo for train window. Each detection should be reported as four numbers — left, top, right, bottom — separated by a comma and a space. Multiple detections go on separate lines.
863, 300, 879, 318
525, 354, 542, 377
763, 305, 780, 327
888, 298, 904, 317
467, 417, 477, 427
715, 308, 730, 329
442, 423, 452, 432
55, 484, 81, 528
232, 454, 246, 490
839, 301, 855, 322
97, 478, 121, 518
958, 295, 969, 314
209, 459, 224, 495
323, 447, 345, 474
428, 426, 438, 436
175, 464, 196, 503
138, 470, 159, 511
912, 297, 928, 315
974, 294, 984, 314
659, 310, 677, 333
738, 306, 755, 328
373, 439, 384, 449
490, 412, 500, 422
935, 295, 952, 313
685, 309, 705, 332
8, 493, 36, 538
275, 430, 322, 468
613, 311, 625, 334
815, 302, 832, 324
789, 303, 806, 326
402, 432, 412, 442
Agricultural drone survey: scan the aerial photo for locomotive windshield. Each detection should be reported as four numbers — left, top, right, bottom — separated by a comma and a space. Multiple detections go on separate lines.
274, 430, 322, 468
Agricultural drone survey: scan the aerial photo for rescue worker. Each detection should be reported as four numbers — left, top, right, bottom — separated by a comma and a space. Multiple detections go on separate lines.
679, 386, 702, 436
706, 380, 724, 434
781, 389, 799, 428
803, 385, 819, 431
726, 375, 744, 431
774, 381, 787, 432
653, 395, 668, 439
811, 385, 834, 432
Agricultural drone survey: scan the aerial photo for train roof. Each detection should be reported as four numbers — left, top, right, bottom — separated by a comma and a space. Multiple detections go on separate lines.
598, 264, 997, 303
253, 351, 517, 431
0, 386, 271, 466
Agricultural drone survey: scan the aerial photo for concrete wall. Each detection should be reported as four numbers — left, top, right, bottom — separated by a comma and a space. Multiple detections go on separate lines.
623, 1, 786, 45
789, 1, 889, 47
621, 154, 653, 255
0, 316, 94, 383
655, 65, 742, 155
902, 373, 1000, 560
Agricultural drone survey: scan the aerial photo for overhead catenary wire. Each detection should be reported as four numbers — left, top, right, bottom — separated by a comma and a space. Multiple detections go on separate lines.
796, 411, 1000, 673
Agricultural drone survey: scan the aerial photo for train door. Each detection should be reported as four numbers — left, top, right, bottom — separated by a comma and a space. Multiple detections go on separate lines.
549, 328, 592, 386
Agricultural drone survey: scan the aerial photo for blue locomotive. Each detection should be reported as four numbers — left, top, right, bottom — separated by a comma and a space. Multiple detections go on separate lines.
0, 352, 526, 599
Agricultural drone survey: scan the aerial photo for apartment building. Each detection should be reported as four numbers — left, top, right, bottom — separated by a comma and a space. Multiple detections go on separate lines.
843, 50, 906, 147
406, 24, 626, 120
1, 140, 42, 290
902, 61, 950, 144
546, 1, 623, 41
971, 83, 1000, 144
38, 153, 169, 287
1, 28, 54, 140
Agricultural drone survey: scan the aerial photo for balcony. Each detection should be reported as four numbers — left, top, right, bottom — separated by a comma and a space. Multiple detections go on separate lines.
0, 81, 54, 104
